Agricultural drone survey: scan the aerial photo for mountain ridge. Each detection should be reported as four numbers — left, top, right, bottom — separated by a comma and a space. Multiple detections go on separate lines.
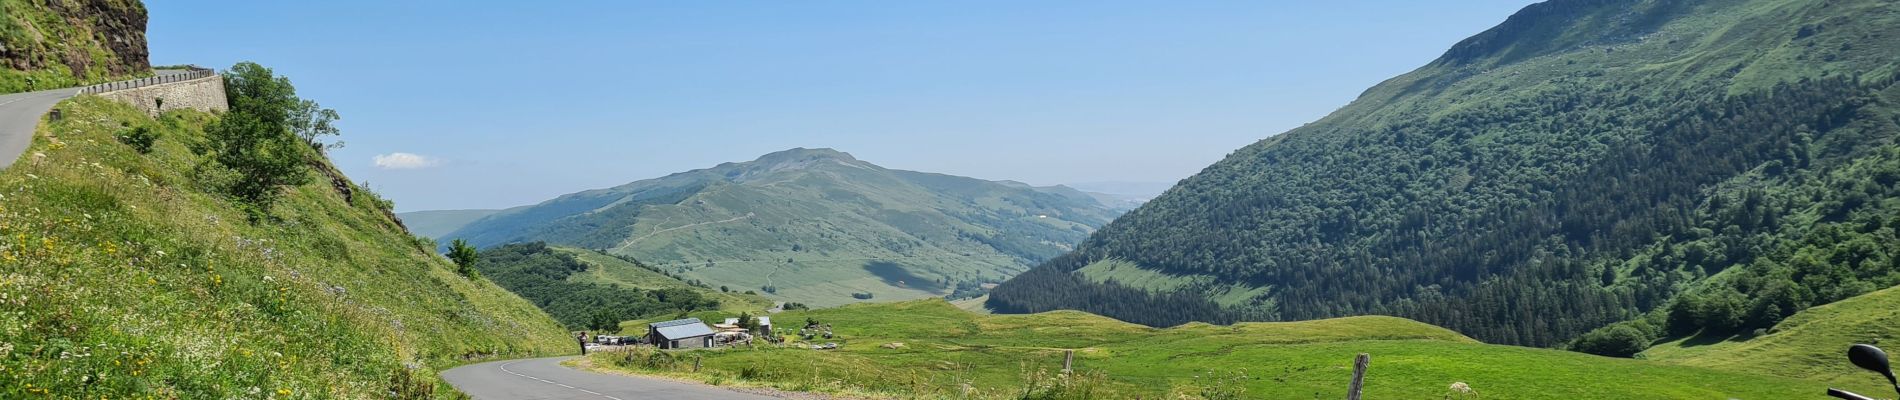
443, 147, 1123, 307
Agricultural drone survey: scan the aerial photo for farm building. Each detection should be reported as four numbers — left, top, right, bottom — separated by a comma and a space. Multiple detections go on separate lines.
647, 318, 715, 349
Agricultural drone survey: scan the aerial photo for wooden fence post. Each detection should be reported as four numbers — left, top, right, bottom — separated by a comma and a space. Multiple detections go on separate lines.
1347, 353, 1370, 400
693, 355, 702, 372
1062, 350, 1074, 374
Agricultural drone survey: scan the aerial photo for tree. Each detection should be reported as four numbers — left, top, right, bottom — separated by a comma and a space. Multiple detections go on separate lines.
588, 311, 619, 332
448, 239, 480, 278
289, 98, 342, 152
736, 312, 755, 332
207, 62, 338, 216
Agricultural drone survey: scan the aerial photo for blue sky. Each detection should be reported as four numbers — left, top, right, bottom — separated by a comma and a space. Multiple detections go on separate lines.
146, 1, 1535, 211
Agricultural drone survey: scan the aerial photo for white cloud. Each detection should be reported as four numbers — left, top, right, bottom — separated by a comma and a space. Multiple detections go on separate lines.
372, 152, 441, 170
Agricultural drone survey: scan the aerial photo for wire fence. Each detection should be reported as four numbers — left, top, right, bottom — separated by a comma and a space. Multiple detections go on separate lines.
79, 67, 216, 94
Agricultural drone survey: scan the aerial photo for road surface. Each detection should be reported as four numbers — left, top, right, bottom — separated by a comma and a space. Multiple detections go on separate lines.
441, 356, 781, 400
0, 87, 79, 169
1, 69, 192, 169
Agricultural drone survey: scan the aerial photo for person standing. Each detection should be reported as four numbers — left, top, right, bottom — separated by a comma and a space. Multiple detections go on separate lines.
576, 331, 588, 355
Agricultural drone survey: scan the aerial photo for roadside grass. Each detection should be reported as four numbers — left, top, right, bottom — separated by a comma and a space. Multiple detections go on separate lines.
586, 299, 1823, 399
0, 96, 572, 398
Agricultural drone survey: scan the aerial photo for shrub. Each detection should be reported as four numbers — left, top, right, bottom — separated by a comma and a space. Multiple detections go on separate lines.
386, 367, 435, 399
116, 124, 159, 154
448, 239, 480, 278
1571, 322, 1656, 358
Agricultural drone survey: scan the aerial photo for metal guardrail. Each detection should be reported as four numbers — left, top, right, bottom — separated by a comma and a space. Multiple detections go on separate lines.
78, 67, 217, 95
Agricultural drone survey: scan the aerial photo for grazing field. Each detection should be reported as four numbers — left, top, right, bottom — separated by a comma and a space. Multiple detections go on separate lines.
585, 300, 1824, 399
1644, 283, 1900, 396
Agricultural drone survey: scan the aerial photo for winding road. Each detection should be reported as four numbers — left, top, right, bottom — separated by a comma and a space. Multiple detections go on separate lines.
1, 69, 196, 169
441, 356, 782, 400
0, 87, 79, 169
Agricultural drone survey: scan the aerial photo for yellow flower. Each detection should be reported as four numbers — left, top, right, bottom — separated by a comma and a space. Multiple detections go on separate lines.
277, 388, 291, 396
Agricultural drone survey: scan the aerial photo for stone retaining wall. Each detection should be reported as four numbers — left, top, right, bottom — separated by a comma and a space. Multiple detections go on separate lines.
92, 73, 228, 116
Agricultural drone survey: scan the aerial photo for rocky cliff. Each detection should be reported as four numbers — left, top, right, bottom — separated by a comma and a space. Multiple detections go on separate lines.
0, 0, 150, 93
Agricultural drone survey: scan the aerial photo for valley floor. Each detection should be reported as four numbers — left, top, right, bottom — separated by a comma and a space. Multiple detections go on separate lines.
583, 300, 1832, 399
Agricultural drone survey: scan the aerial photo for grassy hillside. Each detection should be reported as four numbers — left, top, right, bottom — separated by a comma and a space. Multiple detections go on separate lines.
398, 208, 498, 239
0, 96, 572, 398
582, 300, 1825, 399
558, 246, 775, 313
1644, 283, 1900, 395
0, 0, 153, 93
445, 148, 1121, 307
993, 0, 1900, 347
473, 242, 725, 331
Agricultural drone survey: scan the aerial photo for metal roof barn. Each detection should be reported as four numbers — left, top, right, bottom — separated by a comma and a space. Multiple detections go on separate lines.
651, 318, 716, 339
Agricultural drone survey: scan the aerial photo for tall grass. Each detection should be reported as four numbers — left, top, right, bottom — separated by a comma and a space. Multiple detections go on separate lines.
0, 96, 572, 398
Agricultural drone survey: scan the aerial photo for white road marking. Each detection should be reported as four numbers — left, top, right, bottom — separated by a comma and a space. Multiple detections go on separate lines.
498, 360, 625, 400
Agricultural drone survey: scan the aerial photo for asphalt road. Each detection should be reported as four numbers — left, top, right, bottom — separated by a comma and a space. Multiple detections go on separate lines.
1, 69, 191, 169
442, 356, 782, 400
0, 87, 79, 169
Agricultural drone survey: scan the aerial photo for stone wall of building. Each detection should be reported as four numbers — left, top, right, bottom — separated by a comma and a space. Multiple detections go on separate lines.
94, 74, 227, 116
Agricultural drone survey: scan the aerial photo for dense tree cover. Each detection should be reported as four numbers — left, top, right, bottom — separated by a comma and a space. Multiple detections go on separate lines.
999, 74, 1900, 346
477, 242, 718, 330
993, 0, 1900, 347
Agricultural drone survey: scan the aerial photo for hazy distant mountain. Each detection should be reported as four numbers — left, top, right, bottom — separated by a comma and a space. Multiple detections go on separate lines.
399, 209, 500, 239
1066, 181, 1172, 200
443, 148, 1122, 306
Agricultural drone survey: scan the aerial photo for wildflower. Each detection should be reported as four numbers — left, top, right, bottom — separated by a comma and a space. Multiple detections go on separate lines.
278, 388, 291, 396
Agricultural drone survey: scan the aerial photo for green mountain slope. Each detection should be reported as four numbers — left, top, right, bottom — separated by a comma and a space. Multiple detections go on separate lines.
444, 148, 1121, 307
992, 0, 1900, 347
0, 0, 152, 93
0, 96, 571, 397
556, 246, 776, 313
579, 299, 1825, 399
1644, 283, 1900, 394
398, 208, 498, 239
473, 242, 729, 330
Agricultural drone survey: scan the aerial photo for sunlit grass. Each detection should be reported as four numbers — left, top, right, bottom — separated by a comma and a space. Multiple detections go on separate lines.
0, 96, 573, 398
586, 299, 1826, 399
